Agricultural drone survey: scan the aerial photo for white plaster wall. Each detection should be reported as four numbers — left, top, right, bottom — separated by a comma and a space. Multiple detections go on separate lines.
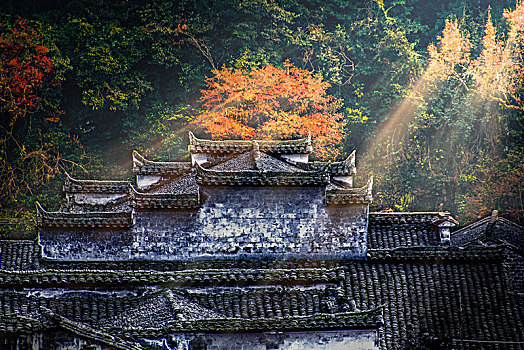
191, 153, 208, 166
333, 175, 353, 187
69, 193, 126, 206
281, 154, 309, 164
136, 175, 162, 190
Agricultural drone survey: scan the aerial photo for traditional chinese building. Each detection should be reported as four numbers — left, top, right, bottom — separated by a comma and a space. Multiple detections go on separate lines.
0, 133, 522, 349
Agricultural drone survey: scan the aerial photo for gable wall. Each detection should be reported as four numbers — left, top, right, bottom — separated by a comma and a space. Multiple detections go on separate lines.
40, 186, 368, 261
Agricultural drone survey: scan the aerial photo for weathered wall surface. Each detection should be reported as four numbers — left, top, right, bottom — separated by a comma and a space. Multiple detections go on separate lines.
2, 330, 377, 350
40, 186, 368, 261
170, 330, 377, 350
1, 331, 104, 350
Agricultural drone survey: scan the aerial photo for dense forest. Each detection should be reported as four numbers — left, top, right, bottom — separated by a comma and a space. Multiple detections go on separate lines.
1, 0, 523, 237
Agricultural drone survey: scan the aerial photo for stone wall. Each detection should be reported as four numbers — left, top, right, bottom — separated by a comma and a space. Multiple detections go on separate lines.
40, 186, 368, 261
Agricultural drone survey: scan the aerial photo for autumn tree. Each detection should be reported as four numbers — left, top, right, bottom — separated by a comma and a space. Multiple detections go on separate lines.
193, 62, 346, 159
425, 2, 524, 110
394, 2, 524, 222
0, 17, 59, 125
425, 19, 471, 87
0, 17, 88, 221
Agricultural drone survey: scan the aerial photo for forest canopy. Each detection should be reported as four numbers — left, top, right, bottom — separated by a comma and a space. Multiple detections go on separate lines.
0, 0, 523, 237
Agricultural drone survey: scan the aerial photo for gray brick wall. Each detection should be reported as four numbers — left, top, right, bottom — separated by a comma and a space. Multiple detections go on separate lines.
40, 186, 368, 261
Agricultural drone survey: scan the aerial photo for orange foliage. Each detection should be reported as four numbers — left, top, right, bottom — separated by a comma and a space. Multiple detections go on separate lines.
193, 62, 345, 159
470, 5, 524, 106
426, 3, 524, 109
502, 1, 524, 107
426, 19, 471, 83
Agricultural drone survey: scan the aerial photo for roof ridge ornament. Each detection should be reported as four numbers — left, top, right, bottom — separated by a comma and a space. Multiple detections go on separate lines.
431, 213, 459, 244
132, 150, 146, 170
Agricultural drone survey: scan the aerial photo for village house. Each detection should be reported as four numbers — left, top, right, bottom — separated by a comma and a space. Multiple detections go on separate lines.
0, 133, 522, 349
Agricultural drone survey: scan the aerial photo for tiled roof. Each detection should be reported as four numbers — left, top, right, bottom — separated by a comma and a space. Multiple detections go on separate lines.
149, 171, 198, 194
46, 309, 145, 350
36, 202, 133, 228
451, 215, 524, 251
0, 247, 522, 348
0, 311, 51, 335
367, 246, 505, 261
0, 268, 342, 287
63, 172, 130, 194
209, 150, 307, 173
99, 289, 224, 330
3, 133, 523, 348
132, 150, 192, 176
188, 132, 313, 154
367, 212, 457, 249
113, 309, 382, 338
326, 176, 373, 204
343, 258, 524, 350
0, 240, 40, 270
0, 294, 145, 350
195, 162, 330, 186
129, 185, 200, 209
0, 289, 139, 328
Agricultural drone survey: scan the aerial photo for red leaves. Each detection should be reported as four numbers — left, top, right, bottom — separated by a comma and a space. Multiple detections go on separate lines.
193, 63, 345, 159
0, 17, 59, 125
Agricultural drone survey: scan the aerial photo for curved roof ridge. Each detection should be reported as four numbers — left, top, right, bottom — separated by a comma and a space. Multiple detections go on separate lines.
64, 171, 128, 185
188, 131, 312, 154
132, 150, 191, 175
195, 162, 330, 186
36, 202, 133, 228
63, 171, 129, 193
326, 176, 373, 204
330, 150, 357, 176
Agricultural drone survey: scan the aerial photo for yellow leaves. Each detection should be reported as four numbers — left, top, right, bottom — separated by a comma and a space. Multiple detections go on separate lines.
469, 2, 524, 107
424, 3, 524, 110
504, 1, 524, 43
426, 19, 471, 83
347, 108, 368, 124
